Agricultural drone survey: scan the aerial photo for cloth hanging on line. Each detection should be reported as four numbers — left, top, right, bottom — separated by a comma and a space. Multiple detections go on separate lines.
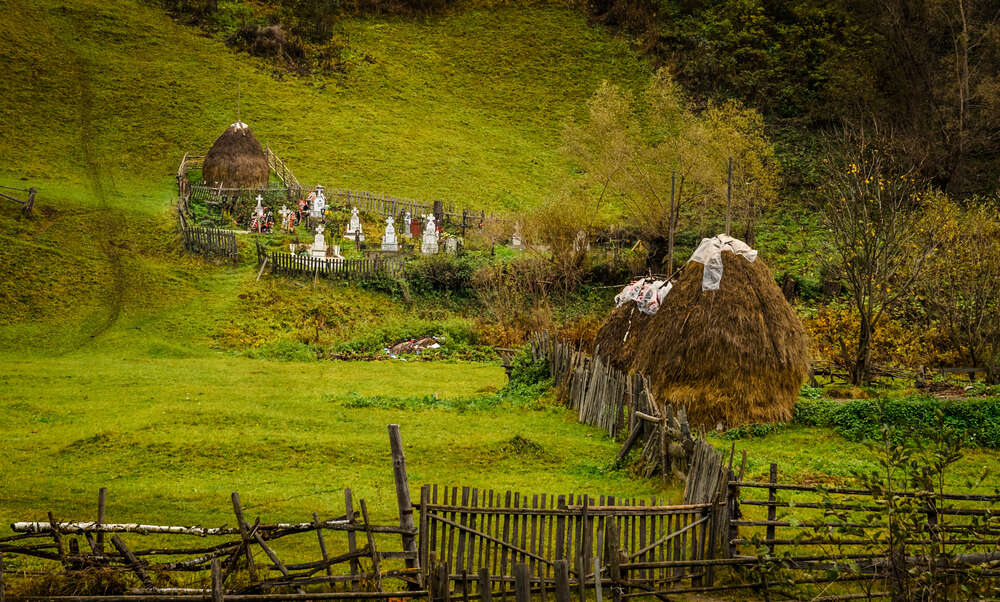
687, 234, 757, 291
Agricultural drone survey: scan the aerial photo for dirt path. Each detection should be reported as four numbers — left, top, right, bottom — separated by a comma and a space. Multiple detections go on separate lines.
65, 33, 127, 346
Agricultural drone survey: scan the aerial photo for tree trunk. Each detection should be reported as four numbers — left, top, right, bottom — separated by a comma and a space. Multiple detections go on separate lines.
853, 313, 873, 385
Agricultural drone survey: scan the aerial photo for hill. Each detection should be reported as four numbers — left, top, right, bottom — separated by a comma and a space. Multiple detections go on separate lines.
1, 0, 649, 213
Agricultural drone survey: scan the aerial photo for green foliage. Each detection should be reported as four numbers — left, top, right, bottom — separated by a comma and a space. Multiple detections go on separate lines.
793, 397, 1000, 449
403, 254, 480, 298
505, 346, 552, 389
244, 339, 319, 362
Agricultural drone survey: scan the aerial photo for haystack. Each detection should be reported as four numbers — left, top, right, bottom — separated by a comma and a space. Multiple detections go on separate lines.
201, 121, 270, 188
595, 236, 809, 428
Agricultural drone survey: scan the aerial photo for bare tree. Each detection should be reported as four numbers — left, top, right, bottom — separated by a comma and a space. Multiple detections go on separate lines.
822, 130, 947, 384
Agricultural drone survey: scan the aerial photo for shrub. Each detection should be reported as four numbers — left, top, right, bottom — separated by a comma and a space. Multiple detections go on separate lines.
793, 397, 1000, 448
405, 254, 478, 298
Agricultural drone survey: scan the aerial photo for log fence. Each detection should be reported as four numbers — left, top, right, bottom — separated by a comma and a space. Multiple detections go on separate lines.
2, 431, 998, 600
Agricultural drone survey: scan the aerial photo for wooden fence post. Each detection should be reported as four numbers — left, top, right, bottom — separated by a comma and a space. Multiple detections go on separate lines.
605, 519, 621, 602
345, 489, 360, 590
230, 492, 258, 582
388, 424, 420, 586
554, 559, 571, 602
1, 550, 5, 602
766, 464, 777, 556
96, 488, 106, 555
515, 563, 531, 602
478, 567, 492, 602
211, 557, 224, 602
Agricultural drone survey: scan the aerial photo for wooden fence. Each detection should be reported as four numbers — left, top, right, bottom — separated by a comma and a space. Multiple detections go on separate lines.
256, 242, 406, 280
2, 426, 998, 601
179, 213, 238, 262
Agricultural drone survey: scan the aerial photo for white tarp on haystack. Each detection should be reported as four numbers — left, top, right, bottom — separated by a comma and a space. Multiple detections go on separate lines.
688, 234, 757, 291
615, 278, 673, 315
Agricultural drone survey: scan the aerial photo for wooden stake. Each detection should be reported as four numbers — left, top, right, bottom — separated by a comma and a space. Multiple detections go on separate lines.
1, 550, 5, 602
97, 488, 107, 555
230, 493, 258, 582
478, 567, 492, 602
514, 563, 530, 602
360, 499, 382, 592
211, 558, 224, 602
345, 489, 360, 590
388, 425, 420, 586
725, 156, 732, 236
312, 512, 333, 577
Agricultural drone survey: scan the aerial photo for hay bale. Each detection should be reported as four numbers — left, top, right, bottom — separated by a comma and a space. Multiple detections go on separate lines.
598, 247, 809, 428
201, 121, 270, 189
592, 301, 651, 372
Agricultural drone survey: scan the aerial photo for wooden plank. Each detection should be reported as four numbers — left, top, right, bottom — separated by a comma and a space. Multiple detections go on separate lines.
767, 464, 777, 556
478, 567, 492, 602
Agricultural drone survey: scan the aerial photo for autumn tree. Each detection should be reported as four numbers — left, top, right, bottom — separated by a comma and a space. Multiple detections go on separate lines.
563, 69, 779, 274
918, 200, 1000, 381
822, 132, 947, 384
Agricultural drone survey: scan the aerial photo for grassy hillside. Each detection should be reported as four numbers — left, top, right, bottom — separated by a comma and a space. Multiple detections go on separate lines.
0, 0, 648, 213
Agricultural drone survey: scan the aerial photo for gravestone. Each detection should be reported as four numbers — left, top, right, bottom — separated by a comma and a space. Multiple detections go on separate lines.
279, 205, 294, 233
573, 229, 589, 252
344, 207, 365, 241
444, 237, 459, 255
311, 224, 327, 259
382, 216, 399, 252
511, 222, 523, 249
310, 185, 326, 219
402, 211, 412, 238
421, 214, 439, 254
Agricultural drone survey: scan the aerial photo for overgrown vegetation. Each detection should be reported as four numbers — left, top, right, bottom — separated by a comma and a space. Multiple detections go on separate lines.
724, 396, 1000, 450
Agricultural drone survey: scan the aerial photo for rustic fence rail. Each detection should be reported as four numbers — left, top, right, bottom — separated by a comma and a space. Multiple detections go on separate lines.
179, 214, 239, 262
325, 189, 500, 227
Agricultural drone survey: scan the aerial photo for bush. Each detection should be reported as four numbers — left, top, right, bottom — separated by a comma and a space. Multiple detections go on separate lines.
405, 254, 478, 298
793, 398, 1000, 448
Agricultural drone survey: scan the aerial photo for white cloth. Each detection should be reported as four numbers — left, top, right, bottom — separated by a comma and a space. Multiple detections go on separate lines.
615, 278, 673, 315
637, 280, 672, 315
687, 234, 757, 291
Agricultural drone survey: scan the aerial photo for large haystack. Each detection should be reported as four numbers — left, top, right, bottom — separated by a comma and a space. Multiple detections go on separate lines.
201, 121, 269, 188
595, 237, 809, 428
592, 302, 652, 372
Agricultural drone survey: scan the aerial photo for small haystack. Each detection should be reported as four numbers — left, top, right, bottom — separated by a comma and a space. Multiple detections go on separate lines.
595, 236, 809, 428
201, 121, 269, 188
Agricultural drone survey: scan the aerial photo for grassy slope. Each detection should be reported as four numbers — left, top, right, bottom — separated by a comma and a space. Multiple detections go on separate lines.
0, 0, 648, 212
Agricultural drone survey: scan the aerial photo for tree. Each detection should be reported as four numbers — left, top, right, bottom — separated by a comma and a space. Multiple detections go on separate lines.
821, 131, 946, 384
563, 69, 779, 274
918, 200, 1000, 381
